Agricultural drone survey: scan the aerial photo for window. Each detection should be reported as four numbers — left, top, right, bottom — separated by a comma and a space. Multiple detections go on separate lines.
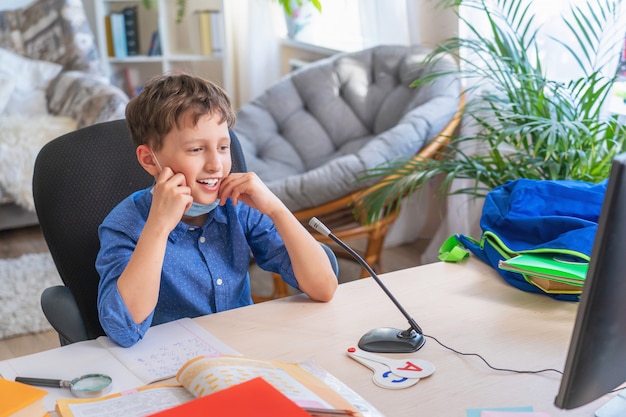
282, 0, 411, 52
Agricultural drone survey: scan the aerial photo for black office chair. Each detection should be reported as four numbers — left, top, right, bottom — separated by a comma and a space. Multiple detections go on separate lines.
33, 119, 337, 345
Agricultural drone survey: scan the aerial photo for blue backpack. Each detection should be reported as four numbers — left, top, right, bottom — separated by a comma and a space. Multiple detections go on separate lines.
441, 178, 607, 302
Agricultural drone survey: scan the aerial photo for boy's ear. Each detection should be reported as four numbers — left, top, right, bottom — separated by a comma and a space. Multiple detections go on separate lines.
136, 145, 160, 176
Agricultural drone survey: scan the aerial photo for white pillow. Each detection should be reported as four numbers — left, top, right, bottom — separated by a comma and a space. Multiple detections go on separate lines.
0, 48, 64, 116
0, 74, 16, 114
0, 48, 63, 90
3, 89, 49, 116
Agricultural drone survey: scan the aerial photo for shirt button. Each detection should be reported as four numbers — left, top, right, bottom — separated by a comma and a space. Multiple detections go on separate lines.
216, 278, 223, 285
199, 236, 206, 243
189, 227, 195, 231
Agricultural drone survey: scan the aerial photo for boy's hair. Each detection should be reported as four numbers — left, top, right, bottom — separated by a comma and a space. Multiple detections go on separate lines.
125, 73, 236, 150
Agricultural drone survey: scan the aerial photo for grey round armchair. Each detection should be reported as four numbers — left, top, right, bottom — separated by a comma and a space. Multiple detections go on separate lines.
234, 44, 462, 293
235, 44, 460, 212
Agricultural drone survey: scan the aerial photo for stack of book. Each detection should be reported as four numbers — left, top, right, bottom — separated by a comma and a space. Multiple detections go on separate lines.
195, 10, 224, 56
498, 253, 588, 294
105, 6, 140, 58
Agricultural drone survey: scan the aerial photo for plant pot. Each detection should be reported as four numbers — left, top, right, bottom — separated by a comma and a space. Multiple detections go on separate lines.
284, 1, 316, 39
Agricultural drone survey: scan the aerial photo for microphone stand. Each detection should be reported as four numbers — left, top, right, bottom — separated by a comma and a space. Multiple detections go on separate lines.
309, 217, 426, 353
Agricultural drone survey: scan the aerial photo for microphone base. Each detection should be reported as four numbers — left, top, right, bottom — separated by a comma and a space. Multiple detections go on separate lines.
358, 327, 426, 353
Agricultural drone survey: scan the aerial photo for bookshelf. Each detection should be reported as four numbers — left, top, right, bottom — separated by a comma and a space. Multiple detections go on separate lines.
93, 0, 231, 99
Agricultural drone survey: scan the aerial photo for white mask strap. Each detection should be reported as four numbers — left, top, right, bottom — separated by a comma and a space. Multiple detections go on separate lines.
150, 150, 163, 172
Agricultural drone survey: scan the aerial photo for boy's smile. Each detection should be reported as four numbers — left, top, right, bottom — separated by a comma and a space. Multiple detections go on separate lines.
156, 111, 232, 207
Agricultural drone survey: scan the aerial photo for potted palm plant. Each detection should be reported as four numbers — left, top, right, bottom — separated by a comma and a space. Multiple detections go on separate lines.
358, 0, 626, 223
276, 0, 323, 38
277, 0, 322, 17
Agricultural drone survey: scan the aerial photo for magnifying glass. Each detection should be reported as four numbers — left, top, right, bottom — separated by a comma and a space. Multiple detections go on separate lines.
15, 374, 113, 398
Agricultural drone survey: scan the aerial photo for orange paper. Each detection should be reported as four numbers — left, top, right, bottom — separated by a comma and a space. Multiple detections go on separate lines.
0, 378, 47, 417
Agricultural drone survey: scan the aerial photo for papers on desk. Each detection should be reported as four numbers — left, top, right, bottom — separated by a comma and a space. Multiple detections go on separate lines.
0, 318, 382, 417
0, 318, 240, 411
498, 253, 588, 294
55, 355, 365, 417
466, 407, 550, 416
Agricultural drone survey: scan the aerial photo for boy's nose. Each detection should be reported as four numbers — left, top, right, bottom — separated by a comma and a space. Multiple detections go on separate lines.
204, 153, 223, 172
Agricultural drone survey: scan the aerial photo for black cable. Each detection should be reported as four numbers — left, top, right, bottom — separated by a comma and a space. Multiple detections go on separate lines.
424, 334, 563, 375
424, 334, 626, 395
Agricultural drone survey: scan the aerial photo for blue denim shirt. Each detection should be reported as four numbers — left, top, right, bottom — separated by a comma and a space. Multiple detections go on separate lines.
96, 187, 298, 347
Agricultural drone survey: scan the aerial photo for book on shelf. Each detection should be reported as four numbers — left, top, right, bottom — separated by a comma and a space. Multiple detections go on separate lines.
196, 10, 214, 56
498, 252, 588, 294
109, 12, 128, 58
209, 11, 224, 53
55, 355, 372, 417
104, 15, 114, 57
147, 29, 161, 56
0, 377, 47, 417
122, 6, 140, 56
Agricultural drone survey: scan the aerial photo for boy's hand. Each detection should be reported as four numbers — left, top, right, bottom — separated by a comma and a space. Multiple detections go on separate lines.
149, 167, 193, 231
219, 172, 283, 216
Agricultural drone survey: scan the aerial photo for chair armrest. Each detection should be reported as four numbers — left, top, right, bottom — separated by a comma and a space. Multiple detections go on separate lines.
41, 285, 89, 345
46, 71, 129, 129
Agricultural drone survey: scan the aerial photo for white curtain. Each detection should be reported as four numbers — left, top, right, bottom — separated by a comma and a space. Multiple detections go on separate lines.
224, 0, 284, 109
226, 0, 429, 108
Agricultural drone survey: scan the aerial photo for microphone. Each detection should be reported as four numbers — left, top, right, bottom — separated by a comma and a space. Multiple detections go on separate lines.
309, 217, 426, 353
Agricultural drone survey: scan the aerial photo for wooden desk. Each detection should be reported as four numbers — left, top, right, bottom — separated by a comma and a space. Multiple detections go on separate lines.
1, 258, 614, 416
193, 258, 608, 416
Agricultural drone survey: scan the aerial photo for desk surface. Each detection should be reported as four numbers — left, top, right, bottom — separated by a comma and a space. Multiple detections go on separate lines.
194, 258, 607, 417
2, 258, 614, 416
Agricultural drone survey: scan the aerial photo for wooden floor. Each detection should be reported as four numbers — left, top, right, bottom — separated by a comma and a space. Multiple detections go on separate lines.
0, 225, 431, 361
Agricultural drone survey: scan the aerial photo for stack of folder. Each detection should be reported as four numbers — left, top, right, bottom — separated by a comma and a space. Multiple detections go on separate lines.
498, 253, 588, 294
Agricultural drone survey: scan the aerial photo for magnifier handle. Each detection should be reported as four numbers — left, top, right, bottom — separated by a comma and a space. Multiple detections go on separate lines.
15, 376, 69, 388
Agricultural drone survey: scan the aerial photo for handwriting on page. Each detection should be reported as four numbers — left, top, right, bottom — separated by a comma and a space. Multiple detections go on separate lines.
133, 337, 224, 382
98, 318, 241, 384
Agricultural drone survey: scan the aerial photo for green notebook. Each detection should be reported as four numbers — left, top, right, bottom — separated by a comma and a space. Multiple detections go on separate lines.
498, 253, 588, 286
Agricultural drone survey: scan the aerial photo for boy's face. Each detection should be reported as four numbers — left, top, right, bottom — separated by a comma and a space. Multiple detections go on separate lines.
155, 111, 232, 206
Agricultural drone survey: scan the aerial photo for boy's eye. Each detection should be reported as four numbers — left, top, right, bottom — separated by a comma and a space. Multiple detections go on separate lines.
219, 145, 230, 151
190, 147, 202, 153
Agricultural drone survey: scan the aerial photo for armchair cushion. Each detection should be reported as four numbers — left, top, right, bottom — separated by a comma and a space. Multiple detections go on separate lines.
234, 45, 460, 212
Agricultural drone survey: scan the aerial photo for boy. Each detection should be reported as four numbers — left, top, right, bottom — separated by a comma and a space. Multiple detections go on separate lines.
96, 73, 338, 347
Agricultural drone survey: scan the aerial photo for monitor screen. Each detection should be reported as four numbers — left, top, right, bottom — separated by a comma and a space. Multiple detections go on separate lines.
555, 152, 626, 410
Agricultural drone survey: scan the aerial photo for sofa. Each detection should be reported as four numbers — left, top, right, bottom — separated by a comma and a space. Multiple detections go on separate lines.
234, 44, 461, 212
233, 45, 461, 282
0, 0, 129, 230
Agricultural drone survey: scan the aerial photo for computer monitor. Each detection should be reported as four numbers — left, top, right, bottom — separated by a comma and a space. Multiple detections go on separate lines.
554, 152, 626, 414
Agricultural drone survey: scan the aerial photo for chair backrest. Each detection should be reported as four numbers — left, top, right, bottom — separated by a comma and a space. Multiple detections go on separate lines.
33, 119, 247, 340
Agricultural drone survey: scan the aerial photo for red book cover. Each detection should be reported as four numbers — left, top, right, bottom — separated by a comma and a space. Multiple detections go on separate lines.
146, 377, 312, 417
